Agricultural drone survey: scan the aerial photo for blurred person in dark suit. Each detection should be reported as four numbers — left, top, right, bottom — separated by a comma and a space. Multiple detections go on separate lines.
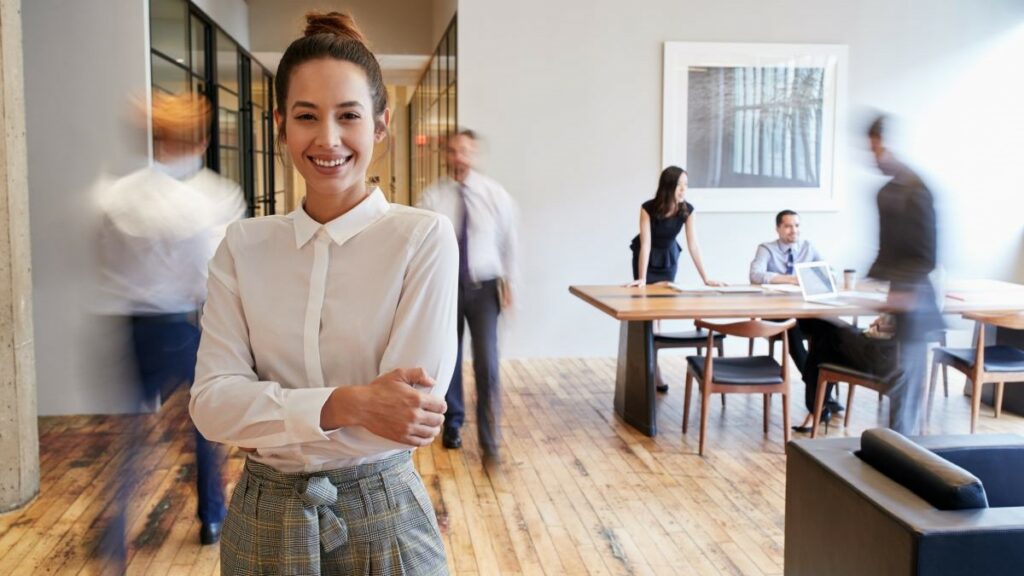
865, 114, 942, 434
793, 115, 941, 435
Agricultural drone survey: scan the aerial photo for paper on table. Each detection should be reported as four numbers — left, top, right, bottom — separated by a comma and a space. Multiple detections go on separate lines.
762, 284, 803, 293
667, 283, 717, 293
715, 286, 765, 293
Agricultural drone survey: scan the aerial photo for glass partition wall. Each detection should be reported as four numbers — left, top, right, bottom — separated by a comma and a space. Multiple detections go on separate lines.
410, 17, 457, 204
150, 0, 278, 216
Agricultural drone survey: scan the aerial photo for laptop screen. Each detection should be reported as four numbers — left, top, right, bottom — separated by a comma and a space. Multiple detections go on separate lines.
796, 262, 836, 298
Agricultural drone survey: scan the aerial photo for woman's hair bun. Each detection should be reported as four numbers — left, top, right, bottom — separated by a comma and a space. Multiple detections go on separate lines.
303, 11, 367, 45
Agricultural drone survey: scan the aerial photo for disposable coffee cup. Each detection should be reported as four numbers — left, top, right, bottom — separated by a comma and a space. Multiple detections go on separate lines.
843, 269, 856, 291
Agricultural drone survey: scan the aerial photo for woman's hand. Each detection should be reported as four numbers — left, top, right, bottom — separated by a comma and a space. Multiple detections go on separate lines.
625, 278, 647, 288
321, 368, 447, 447
704, 279, 727, 287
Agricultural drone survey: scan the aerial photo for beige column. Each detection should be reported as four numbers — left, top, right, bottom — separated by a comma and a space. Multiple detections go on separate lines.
0, 0, 39, 513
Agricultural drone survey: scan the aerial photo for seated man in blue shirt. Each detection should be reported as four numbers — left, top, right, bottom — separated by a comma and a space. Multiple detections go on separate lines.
749, 209, 823, 287
749, 210, 841, 411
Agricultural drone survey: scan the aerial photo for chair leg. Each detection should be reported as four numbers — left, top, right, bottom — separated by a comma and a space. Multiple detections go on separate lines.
970, 379, 983, 434
716, 338, 724, 405
699, 382, 711, 456
939, 332, 949, 397
717, 344, 726, 411
683, 371, 693, 433
763, 394, 770, 435
995, 382, 1005, 419
782, 391, 791, 445
844, 384, 856, 428
654, 347, 666, 392
927, 359, 940, 422
811, 376, 829, 438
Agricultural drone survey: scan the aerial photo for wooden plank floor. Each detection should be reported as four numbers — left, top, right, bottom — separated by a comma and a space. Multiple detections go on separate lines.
2, 356, 1022, 575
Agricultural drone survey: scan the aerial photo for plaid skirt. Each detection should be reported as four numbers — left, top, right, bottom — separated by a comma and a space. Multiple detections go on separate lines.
220, 451, 448, 575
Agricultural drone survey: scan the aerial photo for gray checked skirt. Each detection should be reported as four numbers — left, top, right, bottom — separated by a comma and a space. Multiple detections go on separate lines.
220, 451, 448, 575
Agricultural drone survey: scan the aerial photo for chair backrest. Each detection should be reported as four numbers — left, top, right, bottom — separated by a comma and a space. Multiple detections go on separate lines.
962, 312, 1024, 367
857, 428, 989, 511
695, 318, 795, 339
933, 445, 1024, 508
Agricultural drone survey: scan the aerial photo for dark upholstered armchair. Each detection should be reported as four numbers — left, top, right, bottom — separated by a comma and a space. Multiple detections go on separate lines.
785, 429, 1024, 576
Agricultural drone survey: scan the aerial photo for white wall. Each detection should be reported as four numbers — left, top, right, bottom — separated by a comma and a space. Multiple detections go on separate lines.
24, 0, 150, 415
459, 0, 1024, 358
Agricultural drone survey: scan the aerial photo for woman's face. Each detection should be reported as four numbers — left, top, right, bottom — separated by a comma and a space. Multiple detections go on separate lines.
275, 58, 389, 199
675, 172, 688, 202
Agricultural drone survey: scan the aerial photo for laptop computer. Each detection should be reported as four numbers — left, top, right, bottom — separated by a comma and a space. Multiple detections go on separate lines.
796, 262, 889, 306
795, 262, 841, 304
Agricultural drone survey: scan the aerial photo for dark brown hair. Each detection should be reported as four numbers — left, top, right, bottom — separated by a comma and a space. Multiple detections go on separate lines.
274, 12, 388, 137
454, 128, 477, 141
775, 209, 798, 227
652, 166, 689, 219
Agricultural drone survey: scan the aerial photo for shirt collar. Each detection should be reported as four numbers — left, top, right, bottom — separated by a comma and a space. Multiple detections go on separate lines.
777, 239, 800, 251
289, 187, 390, 249
153, 156, 203, 181
456, 170, 482, 192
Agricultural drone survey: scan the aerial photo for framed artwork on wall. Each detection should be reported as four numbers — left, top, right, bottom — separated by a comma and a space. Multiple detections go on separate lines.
663, 42, 848, 212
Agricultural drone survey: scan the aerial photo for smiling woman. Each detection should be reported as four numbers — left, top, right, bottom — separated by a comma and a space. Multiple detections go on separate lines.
189, 11, 457, 576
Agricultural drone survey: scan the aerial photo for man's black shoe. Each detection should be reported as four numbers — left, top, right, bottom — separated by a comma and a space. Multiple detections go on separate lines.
200, 521, 222, 545
442, 428, 462, 449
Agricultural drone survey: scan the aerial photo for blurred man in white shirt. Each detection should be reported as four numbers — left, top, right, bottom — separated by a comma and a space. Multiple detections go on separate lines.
95, 93, 244, 555
418, 129, 518, 464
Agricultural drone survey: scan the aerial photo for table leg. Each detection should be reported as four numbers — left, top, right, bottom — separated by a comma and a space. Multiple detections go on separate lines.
615, 320, 657, 436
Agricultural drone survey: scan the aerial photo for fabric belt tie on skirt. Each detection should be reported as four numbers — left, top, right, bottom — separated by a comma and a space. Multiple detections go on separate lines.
290, 475, 348, 554
241, 451, 415, 574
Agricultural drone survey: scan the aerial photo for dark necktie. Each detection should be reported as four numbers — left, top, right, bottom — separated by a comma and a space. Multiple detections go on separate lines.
785, 248, 795, 275
457, 184, 470, 284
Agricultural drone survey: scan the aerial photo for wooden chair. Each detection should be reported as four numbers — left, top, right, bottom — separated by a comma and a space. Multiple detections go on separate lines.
811, 364, 889, 438
928, 312, 1024, 433
683, 319, 795, 456
654, 329, 725, 393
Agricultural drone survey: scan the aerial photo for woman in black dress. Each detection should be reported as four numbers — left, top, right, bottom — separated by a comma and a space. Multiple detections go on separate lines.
628, 166, 724, 393
628, 166, 722, 287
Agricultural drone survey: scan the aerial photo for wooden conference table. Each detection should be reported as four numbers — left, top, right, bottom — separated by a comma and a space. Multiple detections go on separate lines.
569, 280, 1024, 437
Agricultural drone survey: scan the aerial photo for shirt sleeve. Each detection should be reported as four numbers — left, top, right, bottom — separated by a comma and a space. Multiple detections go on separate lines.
497, 186, 519, 292
749, 245, 776, 284
190, 226, 335, 448
910, 188, 938, 276
378, 215, 459, 400
808, 241, 825, 263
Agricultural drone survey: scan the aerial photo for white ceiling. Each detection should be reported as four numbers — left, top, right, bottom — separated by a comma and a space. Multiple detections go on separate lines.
248, 0, 453, 86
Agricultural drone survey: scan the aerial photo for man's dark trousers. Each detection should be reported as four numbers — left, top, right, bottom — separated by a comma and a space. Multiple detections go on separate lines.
444, 279, 501, 454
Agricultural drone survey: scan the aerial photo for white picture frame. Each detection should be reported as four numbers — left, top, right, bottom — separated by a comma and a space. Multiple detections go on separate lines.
663, 42, 848, 212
